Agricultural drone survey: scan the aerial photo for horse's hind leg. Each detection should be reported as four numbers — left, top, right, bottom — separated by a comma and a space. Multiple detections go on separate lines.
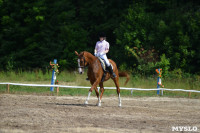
94, 86, 100, 105
94, 87, 99, 98
97, 82, 104, 106
112, 77, 121, 107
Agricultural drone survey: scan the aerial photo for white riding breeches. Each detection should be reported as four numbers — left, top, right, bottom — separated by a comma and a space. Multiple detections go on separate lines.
99, 54, 110, 67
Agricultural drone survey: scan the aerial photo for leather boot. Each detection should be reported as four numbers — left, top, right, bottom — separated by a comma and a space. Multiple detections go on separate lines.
108, 65, 117, 78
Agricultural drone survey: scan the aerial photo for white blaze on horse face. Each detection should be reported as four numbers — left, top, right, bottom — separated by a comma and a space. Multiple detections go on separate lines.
78, 59, 80, 67
78, 68, 83, 74
77, 59, 83, 74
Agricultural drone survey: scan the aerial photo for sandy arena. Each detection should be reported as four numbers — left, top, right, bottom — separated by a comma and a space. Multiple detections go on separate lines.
0, 94, 199, 133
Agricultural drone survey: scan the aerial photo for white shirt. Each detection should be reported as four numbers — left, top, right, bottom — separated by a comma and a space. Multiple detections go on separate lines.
95, 40, 109, 54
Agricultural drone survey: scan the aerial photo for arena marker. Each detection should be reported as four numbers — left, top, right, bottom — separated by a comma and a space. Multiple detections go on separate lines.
156, 68, 163, 95
50, 59, 57, 91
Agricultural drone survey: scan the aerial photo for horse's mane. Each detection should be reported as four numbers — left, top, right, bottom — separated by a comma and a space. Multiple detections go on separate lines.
82, 51, 94, 57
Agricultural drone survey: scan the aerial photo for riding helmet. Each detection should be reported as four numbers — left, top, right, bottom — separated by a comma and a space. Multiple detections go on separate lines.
99, 32, 106, 37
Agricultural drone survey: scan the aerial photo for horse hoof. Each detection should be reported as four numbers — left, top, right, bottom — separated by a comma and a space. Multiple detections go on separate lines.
84, 101, 88, 105
97, 103, 101, 107
118, 104, 122, 107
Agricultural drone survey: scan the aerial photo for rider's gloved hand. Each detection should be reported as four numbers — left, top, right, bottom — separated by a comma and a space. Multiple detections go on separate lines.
99, 52, 104, 56
95, 52, 105, 57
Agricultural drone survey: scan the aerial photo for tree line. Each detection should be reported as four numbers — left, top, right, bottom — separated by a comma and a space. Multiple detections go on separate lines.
0, 0, 200, 76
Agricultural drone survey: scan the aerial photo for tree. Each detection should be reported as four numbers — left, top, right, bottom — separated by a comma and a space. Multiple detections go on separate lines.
114, 0, 200, 74
0, 0, 131, 71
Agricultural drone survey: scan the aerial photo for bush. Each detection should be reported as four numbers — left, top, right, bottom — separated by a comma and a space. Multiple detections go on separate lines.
155, 54, 170, 77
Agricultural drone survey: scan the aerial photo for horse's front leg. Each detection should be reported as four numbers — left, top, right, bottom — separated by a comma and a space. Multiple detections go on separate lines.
84, 91, 91, 105
84, 79, 100, 105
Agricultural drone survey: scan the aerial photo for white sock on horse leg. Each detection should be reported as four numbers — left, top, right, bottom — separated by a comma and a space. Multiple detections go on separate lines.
118, 93, 121, 107
87, 91, 91, 100
98, 96, 101, 106
85, 91, 91, 104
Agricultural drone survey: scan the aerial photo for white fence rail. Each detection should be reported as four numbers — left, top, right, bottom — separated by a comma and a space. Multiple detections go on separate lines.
0, 82, 200, 93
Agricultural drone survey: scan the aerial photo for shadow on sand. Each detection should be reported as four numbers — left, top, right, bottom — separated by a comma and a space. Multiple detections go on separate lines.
55, 103, 97, 107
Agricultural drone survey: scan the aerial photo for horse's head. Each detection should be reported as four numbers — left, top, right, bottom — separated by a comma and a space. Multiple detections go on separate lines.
75, 51, 87, 74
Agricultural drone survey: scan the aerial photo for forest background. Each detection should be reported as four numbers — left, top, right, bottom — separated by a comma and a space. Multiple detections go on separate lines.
1, 0, 200, 78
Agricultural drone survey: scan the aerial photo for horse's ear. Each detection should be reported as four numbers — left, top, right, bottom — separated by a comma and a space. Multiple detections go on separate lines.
75, 51, 79, 56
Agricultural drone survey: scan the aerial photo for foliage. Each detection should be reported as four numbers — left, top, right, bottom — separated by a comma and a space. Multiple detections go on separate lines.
155, 54, 170, 77
0, 0, 131, 71
114, 0, 200, 75
0, 0, 200, 76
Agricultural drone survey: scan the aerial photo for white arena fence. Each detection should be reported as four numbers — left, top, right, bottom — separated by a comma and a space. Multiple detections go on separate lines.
0, 82, 200, 94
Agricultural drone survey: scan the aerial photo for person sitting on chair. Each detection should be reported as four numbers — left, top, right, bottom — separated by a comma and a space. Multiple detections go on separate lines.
94, 32, 117, 78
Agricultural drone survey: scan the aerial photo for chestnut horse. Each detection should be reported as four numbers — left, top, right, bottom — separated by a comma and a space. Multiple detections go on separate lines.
75, 51, 129, 107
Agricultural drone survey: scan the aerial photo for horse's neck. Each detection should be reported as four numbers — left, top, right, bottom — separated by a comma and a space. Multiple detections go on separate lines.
84, 52, 96, 64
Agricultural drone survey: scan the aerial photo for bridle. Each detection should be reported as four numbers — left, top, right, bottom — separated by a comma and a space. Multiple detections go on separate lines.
77, 56, 86, 69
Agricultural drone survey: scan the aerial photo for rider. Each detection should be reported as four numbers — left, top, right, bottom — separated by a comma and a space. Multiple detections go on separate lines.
94, 33, 116, 78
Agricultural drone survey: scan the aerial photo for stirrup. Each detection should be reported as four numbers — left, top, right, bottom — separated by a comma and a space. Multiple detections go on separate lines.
86, 77, 89, 81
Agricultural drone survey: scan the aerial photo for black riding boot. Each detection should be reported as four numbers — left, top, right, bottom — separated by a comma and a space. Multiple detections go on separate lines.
108, 65, 117, 78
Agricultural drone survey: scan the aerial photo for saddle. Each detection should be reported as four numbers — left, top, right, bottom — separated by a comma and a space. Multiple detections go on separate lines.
97, 57, 108, 72
97, 57, 113, 82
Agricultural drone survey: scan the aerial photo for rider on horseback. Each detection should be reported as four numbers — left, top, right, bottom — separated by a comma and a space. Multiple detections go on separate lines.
94, 33, 117, 78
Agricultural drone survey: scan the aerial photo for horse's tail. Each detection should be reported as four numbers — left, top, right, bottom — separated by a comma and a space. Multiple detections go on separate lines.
118, 72, 130, 86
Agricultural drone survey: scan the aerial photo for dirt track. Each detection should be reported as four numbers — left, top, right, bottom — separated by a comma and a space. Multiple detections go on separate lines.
0, 94, 200, 133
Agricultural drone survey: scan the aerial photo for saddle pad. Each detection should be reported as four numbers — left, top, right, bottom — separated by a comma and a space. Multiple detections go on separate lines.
97, 57, 113, 72
98, 57, 106, 71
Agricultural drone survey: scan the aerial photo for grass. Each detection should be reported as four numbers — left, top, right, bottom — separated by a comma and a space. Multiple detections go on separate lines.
0, 69, 199, 98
